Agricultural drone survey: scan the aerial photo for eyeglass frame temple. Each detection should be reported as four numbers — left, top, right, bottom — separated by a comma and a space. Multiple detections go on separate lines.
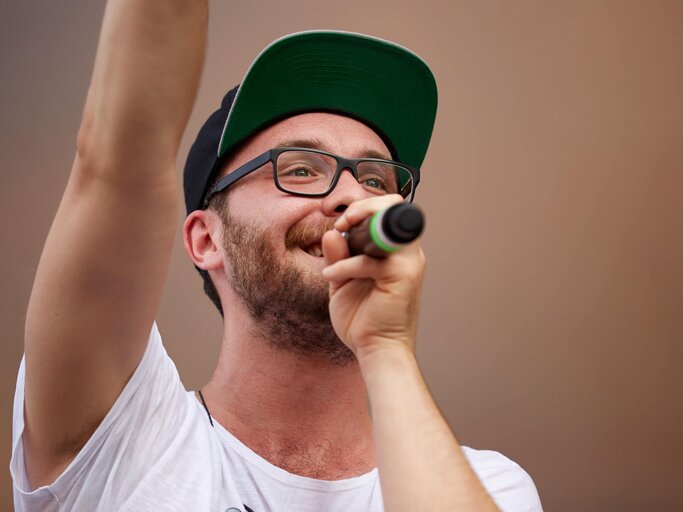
203, 151, 273, 206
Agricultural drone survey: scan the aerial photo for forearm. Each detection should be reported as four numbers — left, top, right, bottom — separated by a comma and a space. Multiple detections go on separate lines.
79, 0, 208, 172
359, 345, 499, 512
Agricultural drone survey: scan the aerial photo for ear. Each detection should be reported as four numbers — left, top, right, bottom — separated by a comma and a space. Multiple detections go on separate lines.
183, 210, 224, 271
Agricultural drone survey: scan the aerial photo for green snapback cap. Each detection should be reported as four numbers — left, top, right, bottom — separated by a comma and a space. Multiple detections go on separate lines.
217, 30, 438, 170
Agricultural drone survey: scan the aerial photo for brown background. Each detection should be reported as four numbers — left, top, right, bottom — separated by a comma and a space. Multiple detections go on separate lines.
2, 0, 682, 510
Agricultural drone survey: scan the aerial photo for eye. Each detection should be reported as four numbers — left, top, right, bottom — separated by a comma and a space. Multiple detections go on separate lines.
363, 177, 383, 189
358, 162, 399, 194
279, 165, 318, 178
360, 174, 391, 193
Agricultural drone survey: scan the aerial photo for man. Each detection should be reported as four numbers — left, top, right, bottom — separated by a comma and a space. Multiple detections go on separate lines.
11, 1, 542, 511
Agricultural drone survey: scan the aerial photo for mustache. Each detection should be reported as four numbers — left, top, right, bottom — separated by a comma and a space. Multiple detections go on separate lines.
285, 218, 337, 250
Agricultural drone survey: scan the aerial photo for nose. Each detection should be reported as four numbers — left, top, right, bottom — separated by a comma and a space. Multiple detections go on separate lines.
321, 168, 367, 215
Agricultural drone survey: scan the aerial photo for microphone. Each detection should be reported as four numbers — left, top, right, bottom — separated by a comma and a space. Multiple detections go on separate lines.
342, 203, 424, 259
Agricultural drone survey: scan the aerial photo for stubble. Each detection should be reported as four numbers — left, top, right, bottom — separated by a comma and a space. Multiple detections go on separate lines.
219, 204, 355, 366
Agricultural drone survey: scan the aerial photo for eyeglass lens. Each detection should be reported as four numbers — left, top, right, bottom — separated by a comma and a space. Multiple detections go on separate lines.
275, 150, 413, 198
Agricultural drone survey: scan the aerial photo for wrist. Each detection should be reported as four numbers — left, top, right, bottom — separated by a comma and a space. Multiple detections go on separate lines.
356, 338, 417, 377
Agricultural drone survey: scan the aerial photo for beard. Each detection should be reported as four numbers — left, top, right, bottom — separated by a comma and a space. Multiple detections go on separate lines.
219, 204, 355, 366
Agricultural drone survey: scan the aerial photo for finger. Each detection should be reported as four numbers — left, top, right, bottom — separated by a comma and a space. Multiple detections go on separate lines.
334, 194, 403, 232
322, 254, 388, 283
334, 243, 424, 282
322, 229, 349, 267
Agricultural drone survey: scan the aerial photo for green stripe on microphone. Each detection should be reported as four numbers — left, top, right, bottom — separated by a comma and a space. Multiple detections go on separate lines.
369, 211, 399, 253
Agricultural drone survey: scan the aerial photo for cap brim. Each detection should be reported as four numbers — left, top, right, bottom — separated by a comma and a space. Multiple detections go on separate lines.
218, 31, 438, 170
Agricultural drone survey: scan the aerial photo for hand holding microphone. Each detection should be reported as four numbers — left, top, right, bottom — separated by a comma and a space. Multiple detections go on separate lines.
323, 201, 426, 355
341, 203, 424, 258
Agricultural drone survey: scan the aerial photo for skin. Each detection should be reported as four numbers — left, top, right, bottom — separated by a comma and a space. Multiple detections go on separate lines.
23, 0, 499, 509
184, 112, 498, 511
23, 0, 206, 489
183, 113, 392, 477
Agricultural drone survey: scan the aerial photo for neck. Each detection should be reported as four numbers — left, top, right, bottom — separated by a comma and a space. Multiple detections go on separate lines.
201, 306, 375, 480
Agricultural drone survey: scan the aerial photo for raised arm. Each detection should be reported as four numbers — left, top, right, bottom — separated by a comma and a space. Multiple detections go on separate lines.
23, 0, 207, 488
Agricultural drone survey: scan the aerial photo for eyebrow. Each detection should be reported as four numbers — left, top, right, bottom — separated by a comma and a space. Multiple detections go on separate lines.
275, 138, 393, 161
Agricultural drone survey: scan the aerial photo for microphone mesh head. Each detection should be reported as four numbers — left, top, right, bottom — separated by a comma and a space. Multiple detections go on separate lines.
383, 204, 424, 243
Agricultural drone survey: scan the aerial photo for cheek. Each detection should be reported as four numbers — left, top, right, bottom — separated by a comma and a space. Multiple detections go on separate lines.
228, 187, 322, 239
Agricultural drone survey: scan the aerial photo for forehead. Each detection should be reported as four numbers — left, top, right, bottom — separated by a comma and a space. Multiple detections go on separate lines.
226, 112, 393, 171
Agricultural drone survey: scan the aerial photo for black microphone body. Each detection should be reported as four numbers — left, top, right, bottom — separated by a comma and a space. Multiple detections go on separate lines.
343, 203, 424, 259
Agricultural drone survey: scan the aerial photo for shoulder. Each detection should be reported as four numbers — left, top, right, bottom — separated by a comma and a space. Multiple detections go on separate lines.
11, 323, 201, 508
461, 446, 543, 512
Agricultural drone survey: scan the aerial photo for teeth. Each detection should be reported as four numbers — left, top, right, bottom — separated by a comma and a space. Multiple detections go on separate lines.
306, 244, 323, 257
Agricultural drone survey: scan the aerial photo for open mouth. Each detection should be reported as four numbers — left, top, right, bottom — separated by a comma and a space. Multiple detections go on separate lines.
301, 241, 324, 257
286, 222, 334, 258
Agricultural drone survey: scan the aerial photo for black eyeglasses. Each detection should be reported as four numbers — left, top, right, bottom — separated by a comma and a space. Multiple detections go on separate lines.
203, 147, 420, 207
